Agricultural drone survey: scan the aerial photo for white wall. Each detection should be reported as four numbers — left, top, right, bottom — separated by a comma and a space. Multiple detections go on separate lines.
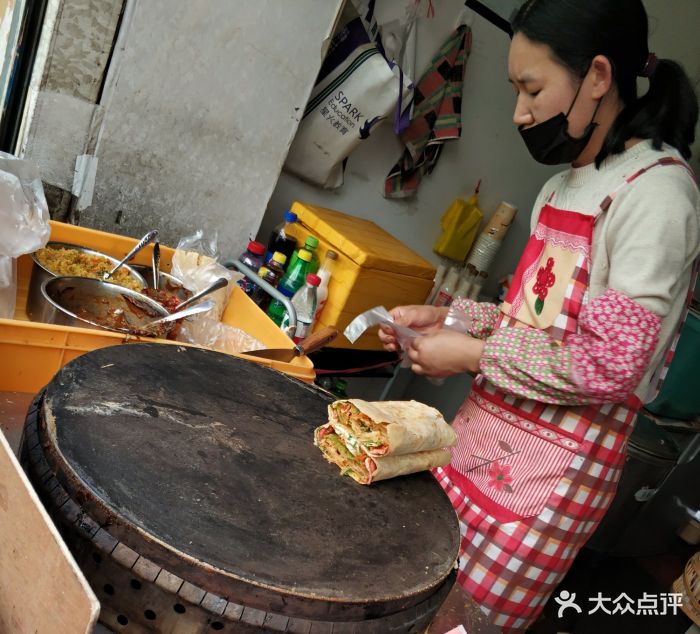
262, 0, 700, 415
23, 0, 345, 257
261, 0, 559, 300
644, 0, 700, 173
261, 0, 556, 413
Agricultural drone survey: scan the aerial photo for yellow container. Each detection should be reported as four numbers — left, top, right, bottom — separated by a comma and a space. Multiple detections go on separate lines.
2, 220, 315, 394
287, 202, 435, 350
433, 193, 483, 261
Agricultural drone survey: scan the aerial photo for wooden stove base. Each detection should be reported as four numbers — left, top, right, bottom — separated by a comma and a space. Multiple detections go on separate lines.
22, 395, 455, 633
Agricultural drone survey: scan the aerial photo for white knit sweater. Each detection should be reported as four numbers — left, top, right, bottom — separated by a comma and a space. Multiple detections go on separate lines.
529, 140, 700, 399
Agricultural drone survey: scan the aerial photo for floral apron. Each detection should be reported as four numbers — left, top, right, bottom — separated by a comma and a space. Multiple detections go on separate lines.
435, 157, 697, 632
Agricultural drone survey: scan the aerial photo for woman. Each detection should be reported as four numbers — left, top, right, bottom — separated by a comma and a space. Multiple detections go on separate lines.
379, 0, 699, 631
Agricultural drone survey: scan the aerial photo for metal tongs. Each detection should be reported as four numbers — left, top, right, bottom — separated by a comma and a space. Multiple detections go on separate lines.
102, 230, 159, 281
151, 242, 161, 289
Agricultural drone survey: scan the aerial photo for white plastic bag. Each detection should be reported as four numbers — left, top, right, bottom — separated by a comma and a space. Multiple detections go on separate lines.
0, 258, 17, 319
344, 304, 472, 384
170, 231, 262, 354
0, 152, 50, 318
344, 305, 420, 368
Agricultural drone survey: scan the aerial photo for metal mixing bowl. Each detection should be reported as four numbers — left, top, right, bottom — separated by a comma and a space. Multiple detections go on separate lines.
27, 242, 147, 322
130, 264, 191, 301
38, 276, 171, 337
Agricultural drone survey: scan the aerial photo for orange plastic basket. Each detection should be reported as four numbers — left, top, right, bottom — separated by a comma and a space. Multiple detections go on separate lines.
2, 221, 315, 394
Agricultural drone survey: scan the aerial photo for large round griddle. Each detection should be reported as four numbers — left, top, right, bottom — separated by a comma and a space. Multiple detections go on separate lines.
39, 343, 459, 617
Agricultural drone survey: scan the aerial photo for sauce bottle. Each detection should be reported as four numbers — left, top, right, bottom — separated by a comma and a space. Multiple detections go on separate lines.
314, 250, 337, 322
237, 240, 266, 295
265, 211, 298, 265
250, 251, 287, 311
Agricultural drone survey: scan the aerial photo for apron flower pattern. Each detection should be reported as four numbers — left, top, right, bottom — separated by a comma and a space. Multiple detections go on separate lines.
468, 439, 520, 493
487, 460, 514, 492
533, 257, 556, 314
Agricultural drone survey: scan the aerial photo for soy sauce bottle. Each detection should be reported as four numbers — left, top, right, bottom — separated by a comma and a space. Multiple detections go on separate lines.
265, 210, 298, 265
250, 251, 287, 311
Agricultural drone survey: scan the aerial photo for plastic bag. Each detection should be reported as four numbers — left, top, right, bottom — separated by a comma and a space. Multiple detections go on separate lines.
344, 305, 421, 369
0, 258, 17, 319
344, 303, 474, 376
344, 304, 473, 384
380, 0, 419, 122
426, 303, 473, 386
443, 303, 473, 333
170, 231, 262, 354
0, 152, 50, 318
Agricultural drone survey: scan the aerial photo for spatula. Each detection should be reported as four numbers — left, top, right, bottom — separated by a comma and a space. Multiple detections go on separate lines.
241, 326, 338, 362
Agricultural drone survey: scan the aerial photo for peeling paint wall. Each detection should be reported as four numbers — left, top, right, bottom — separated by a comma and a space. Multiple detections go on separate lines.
79, 0, 344, 255
41, 0, 123, 102
21, 0, 123, 219
22, 0, 343, 259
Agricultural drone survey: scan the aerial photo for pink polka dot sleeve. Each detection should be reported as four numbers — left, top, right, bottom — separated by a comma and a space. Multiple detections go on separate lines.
450, 298, 502, 340
479, 289, 662, 405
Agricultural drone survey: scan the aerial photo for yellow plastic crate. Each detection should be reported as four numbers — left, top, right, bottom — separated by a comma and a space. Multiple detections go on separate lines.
2, 220, 314, 394
287, 202, 435, 350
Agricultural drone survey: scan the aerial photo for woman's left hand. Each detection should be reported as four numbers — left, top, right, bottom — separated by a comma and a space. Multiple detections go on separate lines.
407, 330, 485, 377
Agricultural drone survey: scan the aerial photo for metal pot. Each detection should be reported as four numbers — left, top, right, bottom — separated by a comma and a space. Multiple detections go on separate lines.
38, 276, 170, 336
130, 264, 191, 301
27, 242, 147, 322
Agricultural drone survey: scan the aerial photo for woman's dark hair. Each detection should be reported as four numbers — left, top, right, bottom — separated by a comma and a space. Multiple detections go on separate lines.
512, 0, 698, 166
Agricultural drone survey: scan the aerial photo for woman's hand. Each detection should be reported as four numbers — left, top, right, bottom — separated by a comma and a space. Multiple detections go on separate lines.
378, 305, 449, 352
407, 330, 485, 377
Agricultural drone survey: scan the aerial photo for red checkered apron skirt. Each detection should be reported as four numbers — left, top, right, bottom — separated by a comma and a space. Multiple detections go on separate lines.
437, 157, 697, 632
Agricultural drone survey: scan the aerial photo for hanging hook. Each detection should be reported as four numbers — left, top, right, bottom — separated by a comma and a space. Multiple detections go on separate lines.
457, 5, 476, 27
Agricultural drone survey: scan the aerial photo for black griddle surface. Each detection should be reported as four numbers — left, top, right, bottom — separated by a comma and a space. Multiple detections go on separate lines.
42, 344, 459, 603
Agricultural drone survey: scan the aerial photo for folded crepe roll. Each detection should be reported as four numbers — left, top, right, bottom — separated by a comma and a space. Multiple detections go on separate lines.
314, 424, 451, 485
328, 399, 457, 457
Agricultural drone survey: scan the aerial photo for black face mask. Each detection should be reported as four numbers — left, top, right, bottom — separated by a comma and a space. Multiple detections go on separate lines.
519, 83, 602, 165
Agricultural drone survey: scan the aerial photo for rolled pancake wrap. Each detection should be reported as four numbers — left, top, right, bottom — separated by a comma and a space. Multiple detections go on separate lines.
328, 399, 457, 457
314, 424, 451, 485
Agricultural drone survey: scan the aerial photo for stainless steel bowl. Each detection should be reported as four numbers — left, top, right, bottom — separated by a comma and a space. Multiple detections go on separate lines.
27, 242, 147, 322
38, 276, 170, 337
130, 265, 191, 301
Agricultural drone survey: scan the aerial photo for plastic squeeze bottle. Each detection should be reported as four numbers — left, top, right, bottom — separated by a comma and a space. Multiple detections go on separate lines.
282, 273, 321, 343
314, 250, 338, 321
453, 270, 471, 299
